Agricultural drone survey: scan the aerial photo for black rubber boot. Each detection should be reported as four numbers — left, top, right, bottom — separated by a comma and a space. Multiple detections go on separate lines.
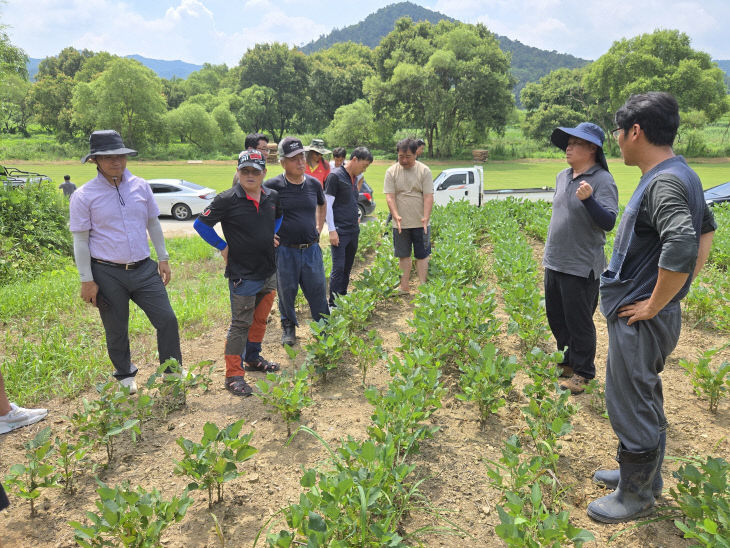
593, 431, 665, 497
587, 444, 659, 523
281, 323, 296, 346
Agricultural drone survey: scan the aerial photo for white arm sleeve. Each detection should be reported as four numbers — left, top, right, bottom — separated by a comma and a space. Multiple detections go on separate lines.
325, 194, 336, 232
147, 217, 170, 262
72, 231, 94, 282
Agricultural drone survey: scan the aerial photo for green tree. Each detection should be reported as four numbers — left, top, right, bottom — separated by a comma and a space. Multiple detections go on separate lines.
236, 85, 276, 134
520, 67, 592, 142
583, 29, 729, 134
74, 51, 117, 83
161, 76, 187, 109
71, 58, 166, 149
0, 25, 27, 79
323, 99, 376, 147
0, 72, 31, 135
211, 103, 245, 153
37, 47, 93, 79
184, 63, 229, 96
237, 43, 310, 140
27, 74, 76, 140
308, 42, 375, 130
365, 18, 515, 156
165, 102, 221, 151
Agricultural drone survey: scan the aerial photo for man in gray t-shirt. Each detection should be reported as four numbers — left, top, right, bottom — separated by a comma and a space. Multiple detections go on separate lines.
59, 175, 77, 197
543, 122, 618, 395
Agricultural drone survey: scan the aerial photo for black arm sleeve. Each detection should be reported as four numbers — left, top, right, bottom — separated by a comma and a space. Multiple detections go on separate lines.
581, 195, 617, 231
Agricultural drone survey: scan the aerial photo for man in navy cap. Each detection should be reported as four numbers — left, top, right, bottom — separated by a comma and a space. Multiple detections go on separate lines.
70, 130, 183, 394
194, 150, 282, 396
543, 122, 619, 394
264, 137, 329, 346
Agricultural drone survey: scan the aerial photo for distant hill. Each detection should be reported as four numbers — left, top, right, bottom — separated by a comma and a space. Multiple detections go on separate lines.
300, 2, 454, 53
27, 54, 202, 81
714, 60, 730, 88
299, 1, 589, 101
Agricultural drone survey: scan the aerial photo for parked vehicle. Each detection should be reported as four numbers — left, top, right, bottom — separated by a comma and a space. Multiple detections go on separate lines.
704, 181, 730, 206
432, 165, 553, 206
358, 180, 376, 221
0, 165, 52, 189
148, 179, 216, 221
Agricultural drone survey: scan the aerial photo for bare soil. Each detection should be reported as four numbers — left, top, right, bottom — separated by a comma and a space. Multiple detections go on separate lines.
1, 241, 728, 548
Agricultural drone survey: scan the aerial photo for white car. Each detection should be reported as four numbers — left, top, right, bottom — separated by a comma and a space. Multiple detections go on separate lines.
148, 179, 216, 221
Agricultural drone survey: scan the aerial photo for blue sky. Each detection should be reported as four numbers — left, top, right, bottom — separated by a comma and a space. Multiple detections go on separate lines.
4, 0, 729, 65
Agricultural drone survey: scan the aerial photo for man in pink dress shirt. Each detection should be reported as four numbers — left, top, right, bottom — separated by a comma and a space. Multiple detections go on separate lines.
69, 130, 182, 394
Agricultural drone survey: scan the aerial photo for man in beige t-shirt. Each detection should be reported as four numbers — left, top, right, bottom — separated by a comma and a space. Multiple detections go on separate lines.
384, 138, 434, 294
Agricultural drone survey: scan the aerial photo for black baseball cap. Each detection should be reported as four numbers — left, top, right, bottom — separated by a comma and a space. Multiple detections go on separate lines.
237, 149, 266, 171
277, 137, 305, 159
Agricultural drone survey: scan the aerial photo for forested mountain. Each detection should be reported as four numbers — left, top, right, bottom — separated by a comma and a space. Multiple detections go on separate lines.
300, 2, 453, 53
27, 54, 202, 81
300, 2, 589, 98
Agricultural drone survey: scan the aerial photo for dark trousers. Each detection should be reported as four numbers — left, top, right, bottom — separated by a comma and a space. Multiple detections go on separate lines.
276, 244, 329, 327
605, 303, 681, 452
544, 268, 599, 379
92, 259, 182, 379
329, 231, 359, 306
0, 482, 8, 511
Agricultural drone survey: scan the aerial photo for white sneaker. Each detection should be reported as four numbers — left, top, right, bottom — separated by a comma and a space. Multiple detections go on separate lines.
119, 377, 138, 394
163, 368, 188, 380
0, 403, 48, 434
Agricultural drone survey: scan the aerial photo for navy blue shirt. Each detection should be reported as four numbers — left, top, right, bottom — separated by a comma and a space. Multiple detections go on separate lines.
197, 184, 281, 280
324, 166, 360, 234
264, 174, 324, 245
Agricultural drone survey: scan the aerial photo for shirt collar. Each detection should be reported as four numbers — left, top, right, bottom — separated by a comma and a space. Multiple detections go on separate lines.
233, 182, 267, 199
570, 163, 601, 179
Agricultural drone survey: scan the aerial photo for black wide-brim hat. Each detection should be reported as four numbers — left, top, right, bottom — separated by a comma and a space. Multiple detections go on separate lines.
550, 122, 609, 172
81, 130, 138, 163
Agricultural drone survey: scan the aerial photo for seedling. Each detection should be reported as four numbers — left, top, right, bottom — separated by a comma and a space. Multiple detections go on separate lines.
4, 426, 60, 517
69, 481, 192, 547
256, 364, 312, 437
55, 433, 91, 494
456, 341, 517, 427
584, 378, 607, 416
671, 455, 730, 547
175, 419, 257, 508
349, 328, 385, 386
69, 381, 139, 464
303, 315, 347, 382
680, 346, 730, 413
146, 358, 215, 417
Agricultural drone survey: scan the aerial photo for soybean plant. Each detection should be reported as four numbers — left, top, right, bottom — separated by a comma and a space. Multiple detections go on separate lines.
456, 342, 517, 427
349, 328, 385, 386
175, 420, 257, 508
69, 381, 139, 464
256, 365, 312, 437
679, 346, 730, 413
55, 433, 91, 494
69, 481, 192, 547
4, 426, 60, 517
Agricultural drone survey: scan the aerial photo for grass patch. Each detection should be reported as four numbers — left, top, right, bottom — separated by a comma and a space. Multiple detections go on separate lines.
0, 236, 231, 405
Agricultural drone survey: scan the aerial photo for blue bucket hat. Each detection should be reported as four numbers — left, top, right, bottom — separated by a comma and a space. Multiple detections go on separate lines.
550, 122, 609, 172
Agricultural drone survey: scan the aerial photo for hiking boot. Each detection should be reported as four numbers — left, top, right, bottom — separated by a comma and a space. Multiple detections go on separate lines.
244, 357, 281, 373
0, 403, 48, 435
593, 431, 666, 497
281, 323, 296, 346
224, 376, 253, 397
558, 364, 573, 378
560, 374, 589, 394
587, 444, 659, 523
119, 377, 138, 394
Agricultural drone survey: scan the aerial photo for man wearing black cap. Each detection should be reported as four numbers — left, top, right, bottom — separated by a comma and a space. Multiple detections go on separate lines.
194, 150, 282, 396
544, 122, 619, 395
265, 137, 329, 345
69, 130, 183, 394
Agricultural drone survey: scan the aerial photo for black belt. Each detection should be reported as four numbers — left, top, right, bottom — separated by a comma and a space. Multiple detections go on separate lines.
281, 242, 317, 249
91, 257, 148, 270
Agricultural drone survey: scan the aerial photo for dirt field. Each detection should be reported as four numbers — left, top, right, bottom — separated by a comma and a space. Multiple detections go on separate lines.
1, 239, 728, 548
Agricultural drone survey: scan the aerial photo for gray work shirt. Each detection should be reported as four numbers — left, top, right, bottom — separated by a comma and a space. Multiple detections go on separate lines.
543, 164, 619, 278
